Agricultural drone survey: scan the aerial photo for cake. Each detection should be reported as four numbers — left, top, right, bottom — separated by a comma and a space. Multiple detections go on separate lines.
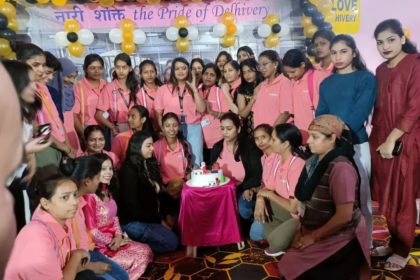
187, 162, 228, 187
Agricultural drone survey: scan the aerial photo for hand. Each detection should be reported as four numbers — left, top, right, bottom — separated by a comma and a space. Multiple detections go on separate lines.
120, 238, 131, 247
67, 147, 77, 159
111, 125, 120, 136
205, 101, 211, 114
221, 83, 230, 97
108, 235, 122, 251
21, 154, 36, 183
25, 136, 52, 154
377, 139, 396, 159
161, 220, 171, 230
90, 261, 112, 274
186, 71, 197, 92
293, 234, 315, 251
254, 199, 268, 224
242, 190, 254, 202
253, 84, 261, 99
257, 188, 272, 199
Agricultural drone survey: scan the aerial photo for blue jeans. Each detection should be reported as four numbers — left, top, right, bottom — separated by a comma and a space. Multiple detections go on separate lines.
181, 123, 203, 168
89, 250, 129, 280
122, 222, 179, 254
238, 193, 265, 241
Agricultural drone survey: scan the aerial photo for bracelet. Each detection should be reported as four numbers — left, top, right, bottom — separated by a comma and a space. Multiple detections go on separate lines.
311, 230, 318, 242
256, 198, 265, 203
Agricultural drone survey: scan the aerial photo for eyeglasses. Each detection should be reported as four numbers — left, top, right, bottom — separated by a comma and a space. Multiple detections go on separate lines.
257, 61, 273, 70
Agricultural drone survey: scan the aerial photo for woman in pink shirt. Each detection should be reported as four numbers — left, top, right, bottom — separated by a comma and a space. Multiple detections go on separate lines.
5, 175, 92, 280
220, 60, 241, 114
96, 54, 141, 140
154, 57, 206, 168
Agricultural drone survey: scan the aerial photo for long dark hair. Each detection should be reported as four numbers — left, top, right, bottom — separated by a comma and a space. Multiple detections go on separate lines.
83, 54, 104, 78
224, 60, 241, 102
139, 59, 163, 88
112, 53, 139, 105
2, 60, 42, 122
212, 112, 249, 162
237, 59, 264, 96
274, 123, 309, 160
331, 34, 367, 73
169, 57, 193, 94
130, 105, 155, 138
16, 43, 44, 62
282, 49, 314, 73
60, 156, 102, 187
161, 113, 192, 175
374, 19, 418, 54
84, 125, 105, 143
91, 153, 119, 199
123, 130, 163, 186
190, 58, 204, 70
259, 50, 284, 76
216, 51, 232, 65
202, 63, 221, 90
237, 46, 255, 59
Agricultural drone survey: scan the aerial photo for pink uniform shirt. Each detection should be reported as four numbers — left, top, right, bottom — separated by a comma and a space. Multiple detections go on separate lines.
314, 62, 334, 76
253, 74, 293, 128
200, 85, 229, 148
154, 138, 188, 184
230, 78, 241, 98
273, 155, 305, 200
155, 84, 202, 124
111, 130, 133, 166
217, 141, 246, 186
139, 84, 158, 119
261, 152, 281, 189
72, 196, 95, 251
73, 77, 107, 127
5, 208, 75, 280
96, 80, 141, 124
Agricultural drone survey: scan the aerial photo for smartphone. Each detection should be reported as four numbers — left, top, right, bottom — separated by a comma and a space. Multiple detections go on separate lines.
36, 124, 51, 144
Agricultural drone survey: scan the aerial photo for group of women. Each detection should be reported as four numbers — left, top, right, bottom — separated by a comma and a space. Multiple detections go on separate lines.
2, 18, 420, 280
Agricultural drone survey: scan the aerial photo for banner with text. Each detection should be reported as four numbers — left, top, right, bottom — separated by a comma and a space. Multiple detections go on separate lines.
332, 0, 360, 34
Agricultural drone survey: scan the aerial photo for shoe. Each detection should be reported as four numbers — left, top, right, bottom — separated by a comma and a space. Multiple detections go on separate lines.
264, 247, 285, 257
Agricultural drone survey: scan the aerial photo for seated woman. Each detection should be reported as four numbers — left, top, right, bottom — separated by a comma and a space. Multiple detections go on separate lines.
118, 130, 179, 254
5, 174, 94, 280
255, 124, 306, 257
84, 153, 152, 280
111, 105, 154, 166
278, 115, 370, 280
210, 113, 263, 238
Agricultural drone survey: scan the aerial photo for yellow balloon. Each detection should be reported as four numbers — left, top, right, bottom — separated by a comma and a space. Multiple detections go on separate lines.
307, 55, 316, 65
404, 28, 411, 38
324, 11, 335, 23
303, 24, 318, 38
147, 0, 160, 4
317, 0, 333, 14
265, 14, 279, 27
99, 0, 114, 8
37, 0, 50, 3
0, 38, 10, 56
175, 15, 188, 29
301, 16, 312, 28
7, 18, 18, 32
0, 3, 16, 20
265, 33, 280, 48
51, 0, 67, 6
176, 37, 190, 52
192, 0, 202, 2
309, 0, 320, 4
136, 0, 146, 2
226, 24, 237, 35
123, 31, 133, 42
120, 18, 135, 32
64, 19, 80, 33
222, 12, 235, 26
68, 42, 84, 57
3, 51, 16, 60
121, 41, 135, 54
0, 0, 5, 5
223, 34, 236, 47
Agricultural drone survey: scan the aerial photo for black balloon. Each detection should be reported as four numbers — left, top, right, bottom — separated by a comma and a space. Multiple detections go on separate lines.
307, 43, 315, 57
303, 3, 317, 17
67, 32, 78, 43
305, 38, 313, 47
311, 12, 325, 27
0, 14, 8, 30
299, 0, 310, 10
6, 0, 16, 7
74, 0, 87, 3
271, 24, 281, 34
25, 0, 38, 4
0, 28, 16, 41
319, 22, 333, 31
178, 27, 188, 38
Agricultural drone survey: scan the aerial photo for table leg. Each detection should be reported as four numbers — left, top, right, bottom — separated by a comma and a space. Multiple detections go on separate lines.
186, 246, 197, 257
237, 241, 245, 251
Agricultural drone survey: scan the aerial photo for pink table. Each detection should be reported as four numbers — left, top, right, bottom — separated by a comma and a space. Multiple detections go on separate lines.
179, 180, 243, 247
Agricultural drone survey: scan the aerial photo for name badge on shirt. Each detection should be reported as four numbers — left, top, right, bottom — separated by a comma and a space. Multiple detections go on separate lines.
103, 111, 110, 119
201, 119, 211, 128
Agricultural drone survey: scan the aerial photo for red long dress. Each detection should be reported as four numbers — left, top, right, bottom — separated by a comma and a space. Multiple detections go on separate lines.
369, 53, 420, 258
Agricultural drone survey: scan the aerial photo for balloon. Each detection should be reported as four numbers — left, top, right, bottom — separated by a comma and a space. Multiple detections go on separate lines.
55, 31, 69, 47
74, 0, 87, 3
187, 26, 199, 40
0, 3, 15, 19
51, 0, 66, 6
271, 23, 281, 34
226, 24, 237, 35
99, 0, 113, 7
265, 33, 279, 48
279, 23, 290, 37
311, 12, 325, 27
0, 13, 8, 29
324, 11, 335, 23
64, 19, 80, 33
147, 0, 160, 4
121, 41, 135, 54
301, 16, 312, 28
212, 23, 226, 37
3, 51, 15, 59
303, 24, 318, 38
257, 23, 271, 38
176, 37, 189, 52
78, 29, 94, 45
307, 55, 316, 65
25, 0, 38, 4
0, 38, 10, 56
299, 0, 310, 10
166, 27, 179, 41
221, 12, 234, 25
235, 22, 244, 36
0, 0, 4, 4
265, 14, 279, 27
68, 41, 83, 57
37, 0, 50, 3
303, 3, 317, 17
109, 28, 123, 44
317, 0, 333, 13
178, 27, 188, 38
0, 27, 15, 41
404, 28, 411, 38
175, 15, 188, 29
318, 22, 333, 31
309, 0, 320, 4
7, 18, 18, 32
306, 43, 315, 56
67, 32, 78, 43
223, 34, 236, 47
305, 37, 312, 46
121, 19, 135, 33
123, 31, 133, 42
133, 29, 146, 44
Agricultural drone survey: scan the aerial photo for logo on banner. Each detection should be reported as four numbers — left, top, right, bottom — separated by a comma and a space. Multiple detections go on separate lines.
332, 0, 360, 34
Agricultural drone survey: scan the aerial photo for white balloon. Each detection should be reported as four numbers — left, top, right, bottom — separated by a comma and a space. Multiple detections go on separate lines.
235, 22, 244, 36
187, 26, 199, 41
213, 23, 227, 37
78, 29, 94, 46
133, 29, 146, 44
166, 27, 179, 42
279, 23, 290, 37
109, 28, 123, 44
54, 31, 69, 47
258, 24, 271, 38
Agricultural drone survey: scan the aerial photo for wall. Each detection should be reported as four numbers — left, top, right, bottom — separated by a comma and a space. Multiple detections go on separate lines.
353, 0, 420, 71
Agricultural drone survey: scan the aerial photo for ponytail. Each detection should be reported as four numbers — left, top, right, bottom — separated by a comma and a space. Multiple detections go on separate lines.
274, 123, 310, 160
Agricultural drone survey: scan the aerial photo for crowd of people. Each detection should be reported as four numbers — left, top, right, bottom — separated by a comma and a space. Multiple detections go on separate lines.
0, 18, 419, 280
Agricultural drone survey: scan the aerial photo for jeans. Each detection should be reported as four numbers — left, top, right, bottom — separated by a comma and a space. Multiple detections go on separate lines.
181, 123, 203, 168
122, 222, 179, 254
89, 250, 129, 280
238, 192, 265, 241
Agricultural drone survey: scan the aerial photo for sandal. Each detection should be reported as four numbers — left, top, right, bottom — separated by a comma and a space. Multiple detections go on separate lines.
384, 255, 411, 271
370, 246, 393, 257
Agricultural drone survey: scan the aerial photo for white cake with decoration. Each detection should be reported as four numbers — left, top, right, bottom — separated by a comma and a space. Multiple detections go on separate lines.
187, 162, 228, 187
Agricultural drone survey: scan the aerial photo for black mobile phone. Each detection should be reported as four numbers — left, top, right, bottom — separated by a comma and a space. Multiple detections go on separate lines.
36, 124, 51, 144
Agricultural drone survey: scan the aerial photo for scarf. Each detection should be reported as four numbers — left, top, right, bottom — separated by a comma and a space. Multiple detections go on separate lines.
49, 58, 78, 112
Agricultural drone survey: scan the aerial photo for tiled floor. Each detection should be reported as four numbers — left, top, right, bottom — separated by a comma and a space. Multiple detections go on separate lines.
139, 202, 420, 280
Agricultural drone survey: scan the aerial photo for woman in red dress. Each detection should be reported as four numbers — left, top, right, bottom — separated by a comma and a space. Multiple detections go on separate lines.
370, 19, 420, 271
